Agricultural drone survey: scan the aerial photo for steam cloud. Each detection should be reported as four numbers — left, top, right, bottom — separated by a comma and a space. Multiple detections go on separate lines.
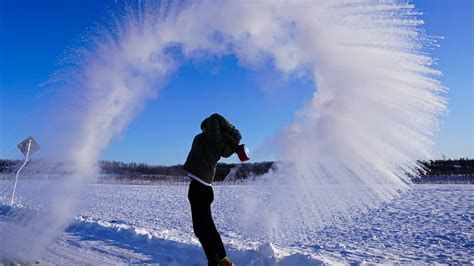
1, 0, 445, 258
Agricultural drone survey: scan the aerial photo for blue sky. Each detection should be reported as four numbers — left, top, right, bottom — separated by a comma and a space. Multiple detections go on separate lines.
0, 0, 472, 164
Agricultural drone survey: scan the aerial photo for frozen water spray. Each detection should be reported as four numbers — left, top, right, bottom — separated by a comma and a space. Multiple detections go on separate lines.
0, 0, 445, 258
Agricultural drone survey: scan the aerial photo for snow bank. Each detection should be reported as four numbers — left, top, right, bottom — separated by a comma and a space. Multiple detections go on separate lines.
67, 216, 336, 265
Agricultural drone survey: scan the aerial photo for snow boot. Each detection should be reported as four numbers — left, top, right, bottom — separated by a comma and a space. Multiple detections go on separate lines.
217, 256, 234, 266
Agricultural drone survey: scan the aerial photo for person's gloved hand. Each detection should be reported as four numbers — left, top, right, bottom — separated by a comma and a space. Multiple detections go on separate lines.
221, 133, 239, 158
224, 132, 240, 150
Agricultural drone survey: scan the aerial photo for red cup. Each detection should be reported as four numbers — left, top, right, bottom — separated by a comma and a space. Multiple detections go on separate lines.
236, 144, 250, 162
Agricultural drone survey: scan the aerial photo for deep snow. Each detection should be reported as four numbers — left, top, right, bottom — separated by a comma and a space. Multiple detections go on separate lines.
1, 180, 472, 265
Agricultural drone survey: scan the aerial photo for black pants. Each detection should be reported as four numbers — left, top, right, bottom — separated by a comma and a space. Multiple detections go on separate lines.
188, 179, 226, 265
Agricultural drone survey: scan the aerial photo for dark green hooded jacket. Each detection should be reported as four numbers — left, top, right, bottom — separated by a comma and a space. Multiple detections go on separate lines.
183, 113, 241, 184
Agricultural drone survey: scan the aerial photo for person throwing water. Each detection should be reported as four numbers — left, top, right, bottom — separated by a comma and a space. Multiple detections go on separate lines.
184, 113, 249, 266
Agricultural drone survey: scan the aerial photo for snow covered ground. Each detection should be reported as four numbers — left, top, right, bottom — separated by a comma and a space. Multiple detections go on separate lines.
1, 180, 473, 265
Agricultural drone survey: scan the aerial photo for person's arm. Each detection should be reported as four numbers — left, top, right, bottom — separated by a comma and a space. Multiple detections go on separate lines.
222, 133, 239, 156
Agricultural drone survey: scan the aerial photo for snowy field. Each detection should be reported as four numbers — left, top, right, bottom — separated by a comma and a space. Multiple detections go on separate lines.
1, 180, 473, 265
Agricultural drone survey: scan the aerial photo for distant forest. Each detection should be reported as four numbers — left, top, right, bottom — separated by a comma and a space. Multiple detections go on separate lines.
0, 158, 473, 183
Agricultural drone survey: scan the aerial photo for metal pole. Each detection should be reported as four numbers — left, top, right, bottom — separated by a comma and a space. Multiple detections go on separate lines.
10, 139, 32, 206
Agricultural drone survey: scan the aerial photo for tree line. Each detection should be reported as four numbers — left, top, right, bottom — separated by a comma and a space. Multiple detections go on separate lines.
1, 158, 472, 183
98, 160, 273, 182
413, 158, 474, 183
0, 159, 273, 182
